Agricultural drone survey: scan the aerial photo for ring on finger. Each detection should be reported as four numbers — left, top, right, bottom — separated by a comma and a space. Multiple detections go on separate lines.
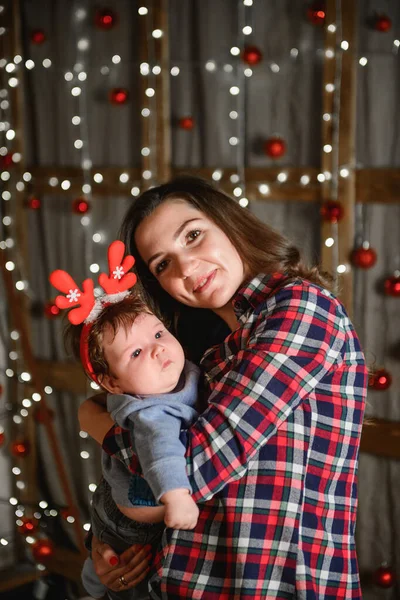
119, 575, 128, 586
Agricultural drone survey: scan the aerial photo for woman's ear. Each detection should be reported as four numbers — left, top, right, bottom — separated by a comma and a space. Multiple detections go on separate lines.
98, 374, 123, 394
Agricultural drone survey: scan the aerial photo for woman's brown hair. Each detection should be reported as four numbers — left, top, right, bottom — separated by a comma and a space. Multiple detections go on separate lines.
121, 176, 331, 308
119, 176, 332, 360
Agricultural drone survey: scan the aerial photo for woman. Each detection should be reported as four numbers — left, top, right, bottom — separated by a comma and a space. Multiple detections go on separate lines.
80, 176, 367, 599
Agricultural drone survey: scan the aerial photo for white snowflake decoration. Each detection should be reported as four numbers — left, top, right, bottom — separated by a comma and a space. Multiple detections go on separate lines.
113, 266, 125, 280
67, 288, 81, 303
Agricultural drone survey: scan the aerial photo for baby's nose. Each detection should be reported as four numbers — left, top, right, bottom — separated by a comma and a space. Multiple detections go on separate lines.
152, 344, 164, 358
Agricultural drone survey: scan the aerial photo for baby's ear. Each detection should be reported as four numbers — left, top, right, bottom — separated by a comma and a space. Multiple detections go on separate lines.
98, 374, 122, 394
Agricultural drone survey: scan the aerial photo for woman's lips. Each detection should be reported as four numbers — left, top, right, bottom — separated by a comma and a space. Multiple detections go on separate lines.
162, 359, 172, 369
193, 270, 217, 294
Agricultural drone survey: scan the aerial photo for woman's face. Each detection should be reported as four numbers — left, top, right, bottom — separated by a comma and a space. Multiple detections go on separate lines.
135, 199, 246, 311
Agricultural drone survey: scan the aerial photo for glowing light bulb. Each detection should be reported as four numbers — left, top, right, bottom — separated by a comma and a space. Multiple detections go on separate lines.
259, 184, 270, 195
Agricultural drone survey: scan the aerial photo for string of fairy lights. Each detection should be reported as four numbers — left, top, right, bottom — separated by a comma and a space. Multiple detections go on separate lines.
0, 0, 399, 585
227, 0, 249, 208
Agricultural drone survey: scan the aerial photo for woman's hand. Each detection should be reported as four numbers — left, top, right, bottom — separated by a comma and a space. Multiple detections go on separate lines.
92, 535, 152, 592
78, 393, 114, 444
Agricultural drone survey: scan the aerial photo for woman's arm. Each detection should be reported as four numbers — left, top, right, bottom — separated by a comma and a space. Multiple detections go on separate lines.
78, 393, 114, 444
100, 285, 364, 504
182, 284, 360, 502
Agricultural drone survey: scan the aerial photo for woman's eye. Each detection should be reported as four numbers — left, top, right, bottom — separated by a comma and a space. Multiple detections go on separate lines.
155, 259, 168, 274
187, 229, 201, 242
131, 349, 141, 358
155, 331, 163, 339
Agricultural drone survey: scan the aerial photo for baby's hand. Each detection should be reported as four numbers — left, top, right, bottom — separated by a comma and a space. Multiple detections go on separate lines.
160, 488, 199, 530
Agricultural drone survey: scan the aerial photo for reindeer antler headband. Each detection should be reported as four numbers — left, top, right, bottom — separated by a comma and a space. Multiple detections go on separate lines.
49, 240, 137, 384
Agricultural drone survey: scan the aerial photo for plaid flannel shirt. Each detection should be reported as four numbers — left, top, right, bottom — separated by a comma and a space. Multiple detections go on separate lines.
103, 273, 367, 599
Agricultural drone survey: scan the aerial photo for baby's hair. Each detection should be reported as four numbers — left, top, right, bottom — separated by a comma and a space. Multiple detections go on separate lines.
64, 293, 152, 382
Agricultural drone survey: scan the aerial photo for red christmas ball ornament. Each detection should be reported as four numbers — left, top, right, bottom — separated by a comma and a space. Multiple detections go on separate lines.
34, 406, 55, 424
373, 14, 392, 33
31, 538, 54, 562
27, 196, 41, 210
18, 517, 39, 536
307, 2, 326, 26
1, 153, 14, 169
72, 197, 90, 214
10, 440, 30, 458
350, 244, 377, 269
179, 116, 195, 131
95, 8, 117, 30
368, 369, 392, 391
242, 45, 263, 66
384, 274, 400, 297
264, 137, 286, 159
31, 30, 46, 44
60, 507, 74, 521
373, 565, 396, 588
320, 200, 344, 223
109, 88, 129, 105
44, 301, 61, 319
0, 430, 5, 447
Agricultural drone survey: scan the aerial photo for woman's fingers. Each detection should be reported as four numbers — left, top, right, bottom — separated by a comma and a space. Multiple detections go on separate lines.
119, 543, 148, 567
104, 547, 152, 592
92, 536, 120, 575
124, 545, 152, 576
91, 537, 152, 591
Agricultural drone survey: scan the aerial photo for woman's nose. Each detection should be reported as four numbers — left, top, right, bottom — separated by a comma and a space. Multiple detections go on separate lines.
177, 257, 199, 279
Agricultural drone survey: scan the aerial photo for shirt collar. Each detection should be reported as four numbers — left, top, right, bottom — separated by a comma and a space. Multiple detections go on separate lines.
232, 272, 288, 317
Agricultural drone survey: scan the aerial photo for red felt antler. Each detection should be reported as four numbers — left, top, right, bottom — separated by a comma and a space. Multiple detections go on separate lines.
98, 240, 137, 294
49, 271, 95, 325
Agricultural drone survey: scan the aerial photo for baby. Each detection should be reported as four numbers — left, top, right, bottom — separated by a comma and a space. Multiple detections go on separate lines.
50, 241, 200, 599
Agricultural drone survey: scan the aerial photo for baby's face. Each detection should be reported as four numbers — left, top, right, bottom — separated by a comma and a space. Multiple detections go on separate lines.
102, 313, 185, 395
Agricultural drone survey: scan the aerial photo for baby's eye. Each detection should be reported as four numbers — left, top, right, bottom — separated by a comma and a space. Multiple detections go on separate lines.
131, 349, 141, 358
155, 259, 168, 274
187, 229, 201, 242
155, 331, 163, 339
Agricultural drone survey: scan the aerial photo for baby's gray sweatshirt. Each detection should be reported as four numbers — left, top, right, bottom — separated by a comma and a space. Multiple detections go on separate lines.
101, 360, 200, 507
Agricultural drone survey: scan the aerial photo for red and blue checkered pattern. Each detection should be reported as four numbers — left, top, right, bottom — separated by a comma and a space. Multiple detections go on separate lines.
104, 273, 367, 599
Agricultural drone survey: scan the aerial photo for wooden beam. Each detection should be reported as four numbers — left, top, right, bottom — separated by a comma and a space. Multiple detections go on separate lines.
36, 359, 87, 395
27, 165, 400, 203
0, 565, 44, 593
28, 166, 321, 201
360, 419, 400, 460
356, 168, 400, 204
37, 545, 85, 585
320, 0, 338, 278
335, 0, 357, 315
321, 0, 357, 316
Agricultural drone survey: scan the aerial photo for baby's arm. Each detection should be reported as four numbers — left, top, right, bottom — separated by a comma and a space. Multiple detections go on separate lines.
109, 397, 199, 530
